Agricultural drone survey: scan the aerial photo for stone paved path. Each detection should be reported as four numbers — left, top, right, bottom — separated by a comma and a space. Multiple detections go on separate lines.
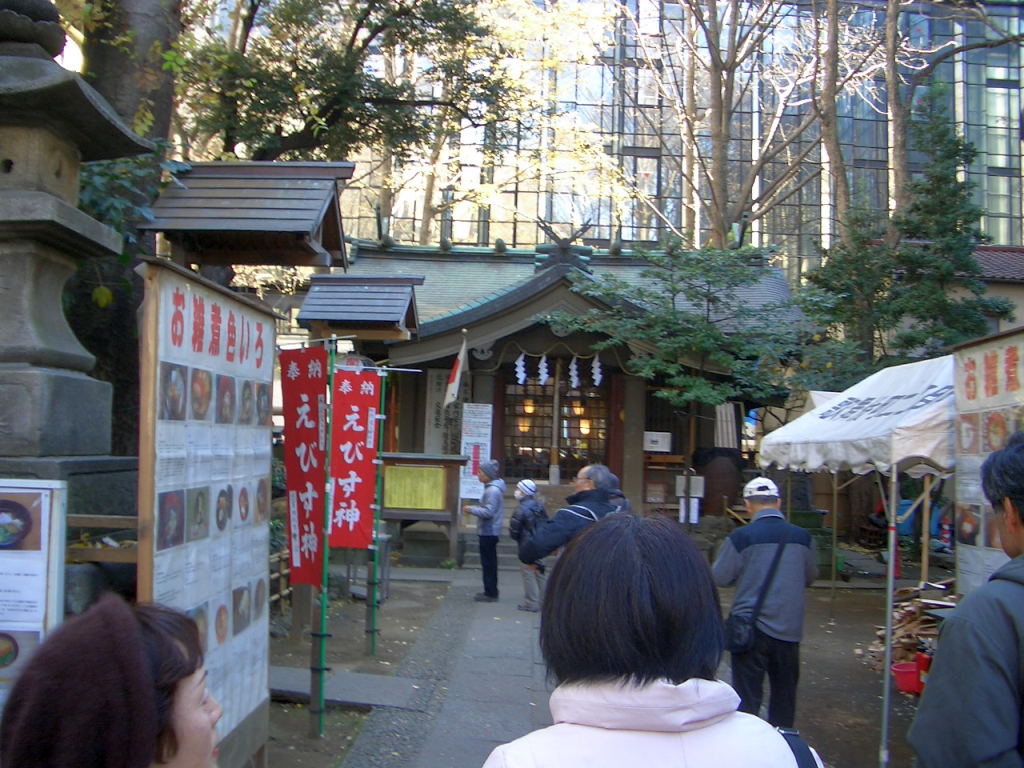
341, 568, 551, 768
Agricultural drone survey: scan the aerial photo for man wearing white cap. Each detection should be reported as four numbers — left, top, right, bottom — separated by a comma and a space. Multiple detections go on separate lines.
712, 477, 818, 728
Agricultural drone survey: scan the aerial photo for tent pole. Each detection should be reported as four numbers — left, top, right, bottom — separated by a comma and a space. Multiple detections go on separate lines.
880, 468, 898, 768
921, 475, 931, 585
830, 471, 838, 621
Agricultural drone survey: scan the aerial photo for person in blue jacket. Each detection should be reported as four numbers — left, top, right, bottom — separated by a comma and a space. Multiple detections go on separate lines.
518, 464, 618, 565
909, 431, 1024, 767
463, 459, 505, 602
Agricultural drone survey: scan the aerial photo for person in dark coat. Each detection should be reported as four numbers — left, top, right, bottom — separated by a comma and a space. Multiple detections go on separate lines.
909, 431, 1024, 767
518, 464, 618, 564
608, 474, 634, 515
509, 478, 548, 611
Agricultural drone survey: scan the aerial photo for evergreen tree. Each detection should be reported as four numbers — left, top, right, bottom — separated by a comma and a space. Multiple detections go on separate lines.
890, 86, 1013, 355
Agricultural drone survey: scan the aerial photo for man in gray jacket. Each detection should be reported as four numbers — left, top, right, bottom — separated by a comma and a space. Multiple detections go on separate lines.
712, 477, 818, 728
909, 431, 1024, 767
463, 459, 505, 602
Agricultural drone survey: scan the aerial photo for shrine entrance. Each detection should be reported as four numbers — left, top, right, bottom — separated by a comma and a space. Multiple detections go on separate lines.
502, 363, 609, 481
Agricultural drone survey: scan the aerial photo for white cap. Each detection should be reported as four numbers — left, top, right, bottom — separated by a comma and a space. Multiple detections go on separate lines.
743, 477, 780, 498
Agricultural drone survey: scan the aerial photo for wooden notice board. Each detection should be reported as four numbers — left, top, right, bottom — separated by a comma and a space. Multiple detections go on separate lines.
384, 465, 446, 510
136, 258, 278, 767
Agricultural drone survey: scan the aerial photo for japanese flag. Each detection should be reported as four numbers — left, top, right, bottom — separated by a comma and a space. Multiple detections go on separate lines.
444, 335, 468, 407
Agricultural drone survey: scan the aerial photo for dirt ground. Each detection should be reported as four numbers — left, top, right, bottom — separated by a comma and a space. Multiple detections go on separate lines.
266, 580, 450, 768
720, 587, 919, 768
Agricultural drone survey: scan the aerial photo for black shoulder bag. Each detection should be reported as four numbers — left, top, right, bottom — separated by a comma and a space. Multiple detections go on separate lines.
723, 531, 789, 654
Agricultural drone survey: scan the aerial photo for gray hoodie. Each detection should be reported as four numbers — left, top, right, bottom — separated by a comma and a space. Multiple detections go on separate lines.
468, 478, 505, 537
909, 555, 1024, 767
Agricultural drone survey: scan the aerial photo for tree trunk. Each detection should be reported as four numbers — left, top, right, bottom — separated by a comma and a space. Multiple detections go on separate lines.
885, 0, 909, 221
81, 0, 182, 141
820, 0, 851, 244
708, 63, 729, 248
417, 102, 452, 245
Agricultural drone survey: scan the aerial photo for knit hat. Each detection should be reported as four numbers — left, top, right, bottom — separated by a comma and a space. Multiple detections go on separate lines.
743, 477, 780, 498
516, 479, 538, 496
0, 593, 159, 768
478, 459, 500, 480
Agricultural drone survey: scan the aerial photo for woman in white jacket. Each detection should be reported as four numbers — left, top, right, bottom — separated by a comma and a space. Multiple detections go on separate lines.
482, 514, 824, 768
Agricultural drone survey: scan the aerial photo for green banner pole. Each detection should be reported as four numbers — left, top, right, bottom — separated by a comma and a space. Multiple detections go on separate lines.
366, 368, 388, 655
314, 336, 337, 738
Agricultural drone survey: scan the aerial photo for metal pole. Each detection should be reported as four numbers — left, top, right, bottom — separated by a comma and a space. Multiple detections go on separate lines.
311, 336, 336, 738
830, 471, 838, 621
879, 467, 899, 768
366, 368, 388, 655
921, 474, 932, 585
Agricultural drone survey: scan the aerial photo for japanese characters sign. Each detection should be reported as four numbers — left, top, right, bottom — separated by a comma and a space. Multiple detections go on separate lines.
955, 335, 1023, 593
328, 369, 380, 549
138, 260, 275, 743
280, 348, 327, 586
0, 480, 66, 717
459, 403, 493, 500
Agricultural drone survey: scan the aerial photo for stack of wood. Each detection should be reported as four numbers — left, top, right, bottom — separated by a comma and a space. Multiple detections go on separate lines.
865, 580, 957, 670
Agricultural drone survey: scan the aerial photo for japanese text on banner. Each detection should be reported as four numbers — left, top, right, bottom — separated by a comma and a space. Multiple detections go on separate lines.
328, 371, 379, 549
280, 348, 328, 585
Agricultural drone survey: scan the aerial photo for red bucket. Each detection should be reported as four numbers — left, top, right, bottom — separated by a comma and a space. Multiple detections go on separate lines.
892, 662, 920, 694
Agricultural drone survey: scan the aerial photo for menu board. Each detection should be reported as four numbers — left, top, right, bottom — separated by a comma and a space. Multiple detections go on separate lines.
0, 480, 66, 716
138, 260, 276, 741
954, 334, 1023, 593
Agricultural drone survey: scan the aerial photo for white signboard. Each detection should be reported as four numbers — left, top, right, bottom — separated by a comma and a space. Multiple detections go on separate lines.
139, 261, 275, 738
424, 369, 448, 454
954, 336, 1023, 593
0, 479, 66, 716
643, 431, 672, 452
460, 403, 493, 499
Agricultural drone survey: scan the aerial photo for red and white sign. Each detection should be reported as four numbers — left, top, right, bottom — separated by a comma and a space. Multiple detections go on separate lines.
280, 348, 328, 585
328, 370, 380, 549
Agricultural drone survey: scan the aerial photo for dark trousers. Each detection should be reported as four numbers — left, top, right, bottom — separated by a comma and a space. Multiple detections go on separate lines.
731, 627, 800, 728
479, 536, 499, 597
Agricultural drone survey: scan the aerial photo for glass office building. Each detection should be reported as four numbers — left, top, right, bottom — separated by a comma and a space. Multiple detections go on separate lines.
341, 2, 1024, 284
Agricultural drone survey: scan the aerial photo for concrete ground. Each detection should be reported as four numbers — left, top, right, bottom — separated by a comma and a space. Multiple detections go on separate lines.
335, 559, 923, 768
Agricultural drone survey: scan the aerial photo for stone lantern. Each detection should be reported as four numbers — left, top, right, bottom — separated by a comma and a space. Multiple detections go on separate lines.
0, 0, 152, 459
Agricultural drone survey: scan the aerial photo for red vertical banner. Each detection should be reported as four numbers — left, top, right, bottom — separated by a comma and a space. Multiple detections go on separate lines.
280, 348, 328, 586
328, 369, 380, 549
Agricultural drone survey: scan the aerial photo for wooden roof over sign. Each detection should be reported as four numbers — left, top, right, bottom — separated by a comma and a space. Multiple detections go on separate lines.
139, 162, 355, 268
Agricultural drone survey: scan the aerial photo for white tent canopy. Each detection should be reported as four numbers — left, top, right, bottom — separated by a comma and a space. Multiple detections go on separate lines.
757, 354, 956, 768
760, 355, 955, 476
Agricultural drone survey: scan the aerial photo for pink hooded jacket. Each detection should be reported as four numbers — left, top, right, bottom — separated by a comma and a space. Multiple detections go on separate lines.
482, 678, 824, 768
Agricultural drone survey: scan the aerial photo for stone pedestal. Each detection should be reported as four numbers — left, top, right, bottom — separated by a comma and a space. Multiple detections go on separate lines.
0, 366, 113, 455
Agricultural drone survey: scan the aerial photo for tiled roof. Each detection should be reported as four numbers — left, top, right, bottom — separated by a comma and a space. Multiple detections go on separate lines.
974, 246, 1024, 282
344, 242, 799, 329
345, 249, 535, 320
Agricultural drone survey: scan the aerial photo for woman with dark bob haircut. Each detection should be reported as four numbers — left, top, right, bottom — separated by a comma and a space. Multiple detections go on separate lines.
1, 593, 222, 768
482, 514, 823, 767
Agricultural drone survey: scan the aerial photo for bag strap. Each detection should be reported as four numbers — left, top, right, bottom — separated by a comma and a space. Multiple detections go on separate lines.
777, 728, 818, 768
749, 528, 790, 624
